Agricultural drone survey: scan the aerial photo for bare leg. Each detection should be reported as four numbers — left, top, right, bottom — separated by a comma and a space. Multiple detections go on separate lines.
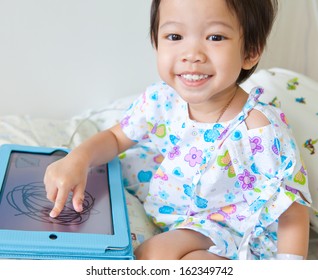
181, 250, 228, 260
134, 229, 227, 260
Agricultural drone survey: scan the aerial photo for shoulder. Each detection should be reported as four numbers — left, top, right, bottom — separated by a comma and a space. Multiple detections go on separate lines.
243, 87, 293, 131
245, 107, 270, 130
244, 102, 295, 146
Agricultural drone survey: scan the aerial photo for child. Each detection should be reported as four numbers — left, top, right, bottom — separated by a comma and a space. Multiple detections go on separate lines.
44, 0, 312, 260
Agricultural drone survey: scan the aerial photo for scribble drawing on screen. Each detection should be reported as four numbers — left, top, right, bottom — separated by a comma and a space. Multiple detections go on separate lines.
6, 182, 96, 225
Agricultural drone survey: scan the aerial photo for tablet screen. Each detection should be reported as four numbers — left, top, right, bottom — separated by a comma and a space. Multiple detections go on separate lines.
0, 151, 113, 235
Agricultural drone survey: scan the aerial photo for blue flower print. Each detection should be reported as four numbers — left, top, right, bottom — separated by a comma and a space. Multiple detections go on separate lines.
261, 212, 274, 223
139, 153, 147, 159
224, 192, 236, 203
165, 101, 172, 111
159, 190, 169, 200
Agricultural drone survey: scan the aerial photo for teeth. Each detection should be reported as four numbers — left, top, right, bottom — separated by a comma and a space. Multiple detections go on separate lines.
181, 74, 209, 81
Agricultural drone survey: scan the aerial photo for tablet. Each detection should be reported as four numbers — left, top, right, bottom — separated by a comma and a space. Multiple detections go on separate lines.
0, 144, 133, 260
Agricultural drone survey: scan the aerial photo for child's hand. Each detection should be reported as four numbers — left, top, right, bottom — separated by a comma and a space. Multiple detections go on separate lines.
44, 154, 89, 218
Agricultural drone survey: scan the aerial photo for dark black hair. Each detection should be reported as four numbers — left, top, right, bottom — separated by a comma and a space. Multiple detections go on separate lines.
150, 0, 278, 84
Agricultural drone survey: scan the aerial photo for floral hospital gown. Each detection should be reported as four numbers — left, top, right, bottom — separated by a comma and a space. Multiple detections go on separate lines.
120, 81, 312, 260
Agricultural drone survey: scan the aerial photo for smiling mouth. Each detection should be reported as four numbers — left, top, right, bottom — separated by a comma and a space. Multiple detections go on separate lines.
179, 74, 211, 82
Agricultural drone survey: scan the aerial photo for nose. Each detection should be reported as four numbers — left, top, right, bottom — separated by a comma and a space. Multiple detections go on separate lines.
181, 42, 207, 64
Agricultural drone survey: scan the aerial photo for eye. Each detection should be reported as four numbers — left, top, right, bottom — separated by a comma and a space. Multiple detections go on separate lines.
167, 34, 183, 41
207, 35, 225, 41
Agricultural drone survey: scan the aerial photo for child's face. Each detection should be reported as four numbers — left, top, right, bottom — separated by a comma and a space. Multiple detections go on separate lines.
155, 0, 259, 106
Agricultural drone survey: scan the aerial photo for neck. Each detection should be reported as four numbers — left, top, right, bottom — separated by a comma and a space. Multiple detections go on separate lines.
188, 86, 239, 123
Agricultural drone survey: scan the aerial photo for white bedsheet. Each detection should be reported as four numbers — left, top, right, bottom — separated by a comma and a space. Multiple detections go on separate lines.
0, 95, 137, 148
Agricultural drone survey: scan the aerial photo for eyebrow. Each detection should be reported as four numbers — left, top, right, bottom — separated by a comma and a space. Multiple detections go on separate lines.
206, 20, 235, 31
159, 21, 182, 30
159, 20, 235, 31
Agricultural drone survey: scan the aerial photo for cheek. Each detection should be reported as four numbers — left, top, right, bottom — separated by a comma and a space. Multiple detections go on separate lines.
156, 55, 165, 79
156, 51, 174, 78
216, 49, 244, 72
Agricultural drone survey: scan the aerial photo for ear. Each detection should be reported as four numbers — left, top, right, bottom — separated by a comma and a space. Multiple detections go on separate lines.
242, 51, 261, 70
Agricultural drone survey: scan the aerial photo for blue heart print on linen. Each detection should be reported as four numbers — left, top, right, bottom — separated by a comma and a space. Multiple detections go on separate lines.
150, 91, 158, 101
183, 184, 193, 197
165, 101, 172, 111
159, 205, 175, 214
173, 167, 184, 177
194, 195, 208, 209
137, 170, 153, 183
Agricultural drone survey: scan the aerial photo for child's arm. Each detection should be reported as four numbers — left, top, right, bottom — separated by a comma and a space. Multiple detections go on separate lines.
44, 123, 135, 218
277, 201, 310, 259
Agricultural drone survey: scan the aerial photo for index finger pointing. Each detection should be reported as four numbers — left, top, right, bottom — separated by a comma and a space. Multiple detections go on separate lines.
49, 189, 69, 218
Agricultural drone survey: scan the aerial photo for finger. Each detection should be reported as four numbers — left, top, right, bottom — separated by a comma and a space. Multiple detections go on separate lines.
46, 187, 57, 203
44, 168, 58, 203
49, 188, 70, 218
72, 184, 86, 213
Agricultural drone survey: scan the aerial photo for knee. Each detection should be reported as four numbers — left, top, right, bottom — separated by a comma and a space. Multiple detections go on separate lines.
134, 238, 167, 260
134, 240, 158, 260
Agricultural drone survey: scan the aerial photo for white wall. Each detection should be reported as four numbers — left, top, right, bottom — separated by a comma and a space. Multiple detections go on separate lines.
259, 0, 318, 81
1, 0, 317, 118
0, 0, 158, 118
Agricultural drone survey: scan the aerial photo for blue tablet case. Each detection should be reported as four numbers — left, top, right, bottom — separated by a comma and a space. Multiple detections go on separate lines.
0, 144, 133, 260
